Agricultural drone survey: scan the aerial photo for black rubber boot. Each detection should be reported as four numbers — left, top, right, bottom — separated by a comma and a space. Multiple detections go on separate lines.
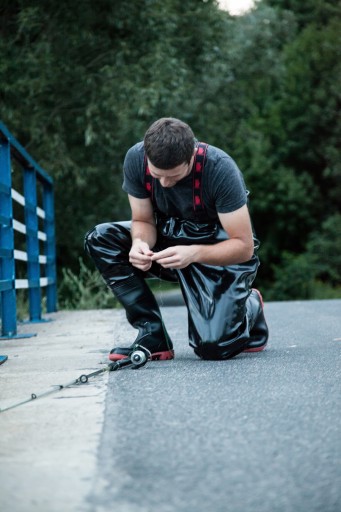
107, 275, 174, 361
84, 223, 174, 361
244, 288, 269, 352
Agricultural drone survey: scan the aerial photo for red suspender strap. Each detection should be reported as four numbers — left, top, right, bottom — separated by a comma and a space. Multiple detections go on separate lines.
193, 142, 208, 212
144, 154, 154, 202
144, 142, 208, 211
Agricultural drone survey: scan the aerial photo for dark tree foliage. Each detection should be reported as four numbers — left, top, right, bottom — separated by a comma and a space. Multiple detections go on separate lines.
262, 0, 339, 29
1, 0, 340, 299
244, 0, 341, 295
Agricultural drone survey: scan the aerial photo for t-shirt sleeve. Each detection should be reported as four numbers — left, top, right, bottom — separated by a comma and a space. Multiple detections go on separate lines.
122, 145, 149, 199
211, 156, 248, 213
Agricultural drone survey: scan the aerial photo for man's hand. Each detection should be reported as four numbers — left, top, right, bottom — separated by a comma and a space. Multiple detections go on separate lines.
151, 245, 198, 269
129, 239, 154, 271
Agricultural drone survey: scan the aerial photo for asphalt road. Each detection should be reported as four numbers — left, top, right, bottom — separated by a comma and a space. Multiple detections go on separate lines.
87, 300, 341, 512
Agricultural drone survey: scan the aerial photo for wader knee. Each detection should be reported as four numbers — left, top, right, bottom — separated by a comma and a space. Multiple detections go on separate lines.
84, 221, 133, 282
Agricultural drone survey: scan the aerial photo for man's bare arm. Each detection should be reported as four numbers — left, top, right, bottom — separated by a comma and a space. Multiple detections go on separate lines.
128, 195, 157, 271
195, 205, 254, 265
129, 195, 156, 246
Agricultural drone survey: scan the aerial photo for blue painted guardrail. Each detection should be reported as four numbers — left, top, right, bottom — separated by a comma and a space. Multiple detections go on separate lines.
0, 122, 57, 341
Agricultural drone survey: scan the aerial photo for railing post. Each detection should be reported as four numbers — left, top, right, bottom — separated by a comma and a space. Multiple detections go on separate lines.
0, 139, 17, 336
0, 122, 55, 339
43, 183, 57, 312
23, 166, 42, 321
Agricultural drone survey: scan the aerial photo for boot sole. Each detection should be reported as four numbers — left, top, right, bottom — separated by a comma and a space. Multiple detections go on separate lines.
244, 344, 267, 353
109, 350, 174, 362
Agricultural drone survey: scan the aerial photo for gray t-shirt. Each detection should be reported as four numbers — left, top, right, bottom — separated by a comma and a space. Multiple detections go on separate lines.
122, 142, 248, 222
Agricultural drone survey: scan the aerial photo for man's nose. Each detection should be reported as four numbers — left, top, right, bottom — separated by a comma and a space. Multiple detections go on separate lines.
159, 177, 172, 187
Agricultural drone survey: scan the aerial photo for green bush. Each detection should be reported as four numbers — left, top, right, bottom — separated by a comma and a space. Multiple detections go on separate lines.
267, 252, 315, 300
266, 214, 341, 300
310, 281, 341, 300
306, 214, 341, 286
58, 258, 118, 310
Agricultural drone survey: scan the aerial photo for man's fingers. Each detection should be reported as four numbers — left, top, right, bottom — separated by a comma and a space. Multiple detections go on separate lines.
131, 261, 152, 271
156, 256, 177, 265
141, 248, 154, 256
151, 249, 173, 261
130, 254, 151, 262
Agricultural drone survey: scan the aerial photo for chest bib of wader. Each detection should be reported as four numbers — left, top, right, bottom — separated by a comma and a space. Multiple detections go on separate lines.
144, 142, 208, 218
144, 142, 226, 246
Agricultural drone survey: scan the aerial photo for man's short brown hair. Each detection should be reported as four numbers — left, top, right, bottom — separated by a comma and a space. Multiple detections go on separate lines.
144, 117, 195, 169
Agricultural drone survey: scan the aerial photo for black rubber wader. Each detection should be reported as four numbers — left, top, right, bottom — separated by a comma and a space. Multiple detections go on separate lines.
85, 217, 268, 360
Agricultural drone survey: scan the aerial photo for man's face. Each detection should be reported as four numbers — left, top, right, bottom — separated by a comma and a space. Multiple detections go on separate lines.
147, 155, 195, 188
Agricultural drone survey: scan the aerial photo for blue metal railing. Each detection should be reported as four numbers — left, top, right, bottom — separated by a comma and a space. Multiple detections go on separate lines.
0, 122, 57, 339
